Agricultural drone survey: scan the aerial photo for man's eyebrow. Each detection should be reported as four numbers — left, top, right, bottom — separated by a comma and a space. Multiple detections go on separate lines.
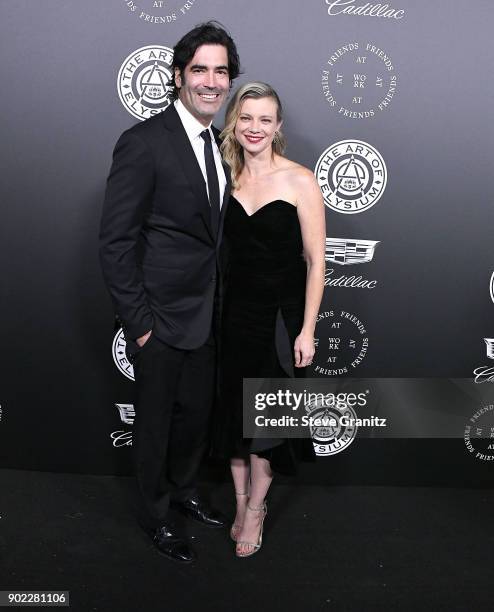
189, 64, 229, 71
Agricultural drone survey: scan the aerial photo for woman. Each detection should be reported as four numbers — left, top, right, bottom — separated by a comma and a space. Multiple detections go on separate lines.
217, 82, 326, 557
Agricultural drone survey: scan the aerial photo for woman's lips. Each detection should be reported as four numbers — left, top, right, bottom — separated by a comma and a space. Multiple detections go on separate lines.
245, 134, 264, 143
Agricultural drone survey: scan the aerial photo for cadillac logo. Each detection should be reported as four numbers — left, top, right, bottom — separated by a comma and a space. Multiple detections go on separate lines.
326, 237, 379, 265
117, 45, 174, 121
325, 1, 405, 20
116, 403, 135, 425
485, 339, 494, 360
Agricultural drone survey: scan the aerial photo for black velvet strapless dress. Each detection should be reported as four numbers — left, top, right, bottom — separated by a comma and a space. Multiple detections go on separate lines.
214, 195, 315, 475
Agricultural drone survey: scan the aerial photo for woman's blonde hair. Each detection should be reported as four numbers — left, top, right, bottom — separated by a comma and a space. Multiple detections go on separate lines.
220, 82, 286, 188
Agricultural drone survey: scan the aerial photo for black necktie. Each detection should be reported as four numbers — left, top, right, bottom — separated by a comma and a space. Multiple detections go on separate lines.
200, 129, 220, 236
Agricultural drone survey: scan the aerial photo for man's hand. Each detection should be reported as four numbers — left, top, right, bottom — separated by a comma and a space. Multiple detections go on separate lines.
136, 330, 152, 348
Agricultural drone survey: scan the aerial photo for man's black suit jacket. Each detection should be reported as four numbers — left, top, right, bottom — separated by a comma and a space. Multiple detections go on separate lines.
99, 104, 231, 350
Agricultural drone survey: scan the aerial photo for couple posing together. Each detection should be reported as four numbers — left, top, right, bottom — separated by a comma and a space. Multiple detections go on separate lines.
100, 22, 325, 563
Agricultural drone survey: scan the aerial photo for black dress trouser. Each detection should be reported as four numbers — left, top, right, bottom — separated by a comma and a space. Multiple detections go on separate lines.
130, 331, 215, 529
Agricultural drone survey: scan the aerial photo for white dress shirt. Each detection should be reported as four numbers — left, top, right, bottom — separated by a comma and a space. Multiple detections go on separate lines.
174, 99, 226, 208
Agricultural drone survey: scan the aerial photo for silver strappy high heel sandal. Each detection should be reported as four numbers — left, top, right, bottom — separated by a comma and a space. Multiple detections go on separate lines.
235, 501, 267, 557
230, 492, 248, 542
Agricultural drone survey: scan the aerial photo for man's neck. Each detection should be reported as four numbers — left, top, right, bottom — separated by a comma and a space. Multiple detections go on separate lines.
176, 98, 212, 129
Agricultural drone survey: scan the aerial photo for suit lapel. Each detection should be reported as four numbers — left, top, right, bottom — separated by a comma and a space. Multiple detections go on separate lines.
161, 106, 214, 240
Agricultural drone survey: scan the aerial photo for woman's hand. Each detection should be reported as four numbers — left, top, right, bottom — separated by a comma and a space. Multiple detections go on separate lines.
294, 331, 315, 368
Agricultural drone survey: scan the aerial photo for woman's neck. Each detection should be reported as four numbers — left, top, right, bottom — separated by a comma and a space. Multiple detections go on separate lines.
242, 149, 277, 180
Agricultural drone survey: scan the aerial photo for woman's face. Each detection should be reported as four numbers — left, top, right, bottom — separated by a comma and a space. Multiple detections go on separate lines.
234, 96, 282, 155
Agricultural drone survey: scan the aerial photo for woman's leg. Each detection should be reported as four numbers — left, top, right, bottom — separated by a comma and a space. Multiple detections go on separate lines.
236, 453, 272, 555
230, 457, 250, 539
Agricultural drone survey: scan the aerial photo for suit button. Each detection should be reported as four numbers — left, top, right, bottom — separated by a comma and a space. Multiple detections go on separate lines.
211, 275, 216, 282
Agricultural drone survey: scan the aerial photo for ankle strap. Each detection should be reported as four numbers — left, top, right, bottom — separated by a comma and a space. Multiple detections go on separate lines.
247, 502, 266, 512
235, 491, 248, 496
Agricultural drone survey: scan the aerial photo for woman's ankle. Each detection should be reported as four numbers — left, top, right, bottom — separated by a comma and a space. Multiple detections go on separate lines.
246, 499, 265, 512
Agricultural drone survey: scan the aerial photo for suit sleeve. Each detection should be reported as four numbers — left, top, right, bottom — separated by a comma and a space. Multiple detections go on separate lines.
99, 130, 155, 340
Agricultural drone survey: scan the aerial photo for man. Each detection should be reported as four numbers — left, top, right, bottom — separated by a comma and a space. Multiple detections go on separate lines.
99, 22, 241, 563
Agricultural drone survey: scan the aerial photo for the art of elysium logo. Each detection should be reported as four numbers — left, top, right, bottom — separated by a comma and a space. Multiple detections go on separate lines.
118, 45, 174, 121
321, 42, 397, 119
312, 310, 369, 376
123, 0, 198, 24
315, 140, 387, 214
112, 329, 135, 381
464, 404, 494, 461
306, 395, 358, 456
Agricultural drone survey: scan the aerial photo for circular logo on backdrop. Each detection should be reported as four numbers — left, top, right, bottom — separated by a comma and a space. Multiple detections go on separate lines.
306, 396, 358, 456
112, 329, 135, 381
490, 272, 494, 304
464, 404, 494, 461
311, 310, 369, 376
122, 0, 198, 24
118, 45, 174, 121
320, 42, 398, 119
315, 140, 387, 214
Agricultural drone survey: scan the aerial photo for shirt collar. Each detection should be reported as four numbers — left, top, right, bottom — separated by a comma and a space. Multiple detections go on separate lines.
174, 99, 212, 141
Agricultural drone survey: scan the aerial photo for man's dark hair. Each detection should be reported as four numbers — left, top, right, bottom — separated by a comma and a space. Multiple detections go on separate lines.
170, 21, 241, 100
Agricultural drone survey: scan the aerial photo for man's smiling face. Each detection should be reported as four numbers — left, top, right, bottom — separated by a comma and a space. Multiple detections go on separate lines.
175, 44, 230, 126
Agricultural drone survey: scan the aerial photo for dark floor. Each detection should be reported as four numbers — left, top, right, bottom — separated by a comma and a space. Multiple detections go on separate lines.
1, 469, 493, 612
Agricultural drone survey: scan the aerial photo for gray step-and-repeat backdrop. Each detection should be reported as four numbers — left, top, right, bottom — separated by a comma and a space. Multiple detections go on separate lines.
1, 1, 493, 484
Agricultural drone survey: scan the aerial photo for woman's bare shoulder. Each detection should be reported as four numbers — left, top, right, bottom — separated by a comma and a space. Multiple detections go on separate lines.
275, 157, 316, 184
282, 162, 319, 195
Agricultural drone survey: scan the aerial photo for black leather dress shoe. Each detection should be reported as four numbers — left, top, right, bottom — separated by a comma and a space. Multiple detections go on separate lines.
174, 497, 227, 528
152, 525, 196, 564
